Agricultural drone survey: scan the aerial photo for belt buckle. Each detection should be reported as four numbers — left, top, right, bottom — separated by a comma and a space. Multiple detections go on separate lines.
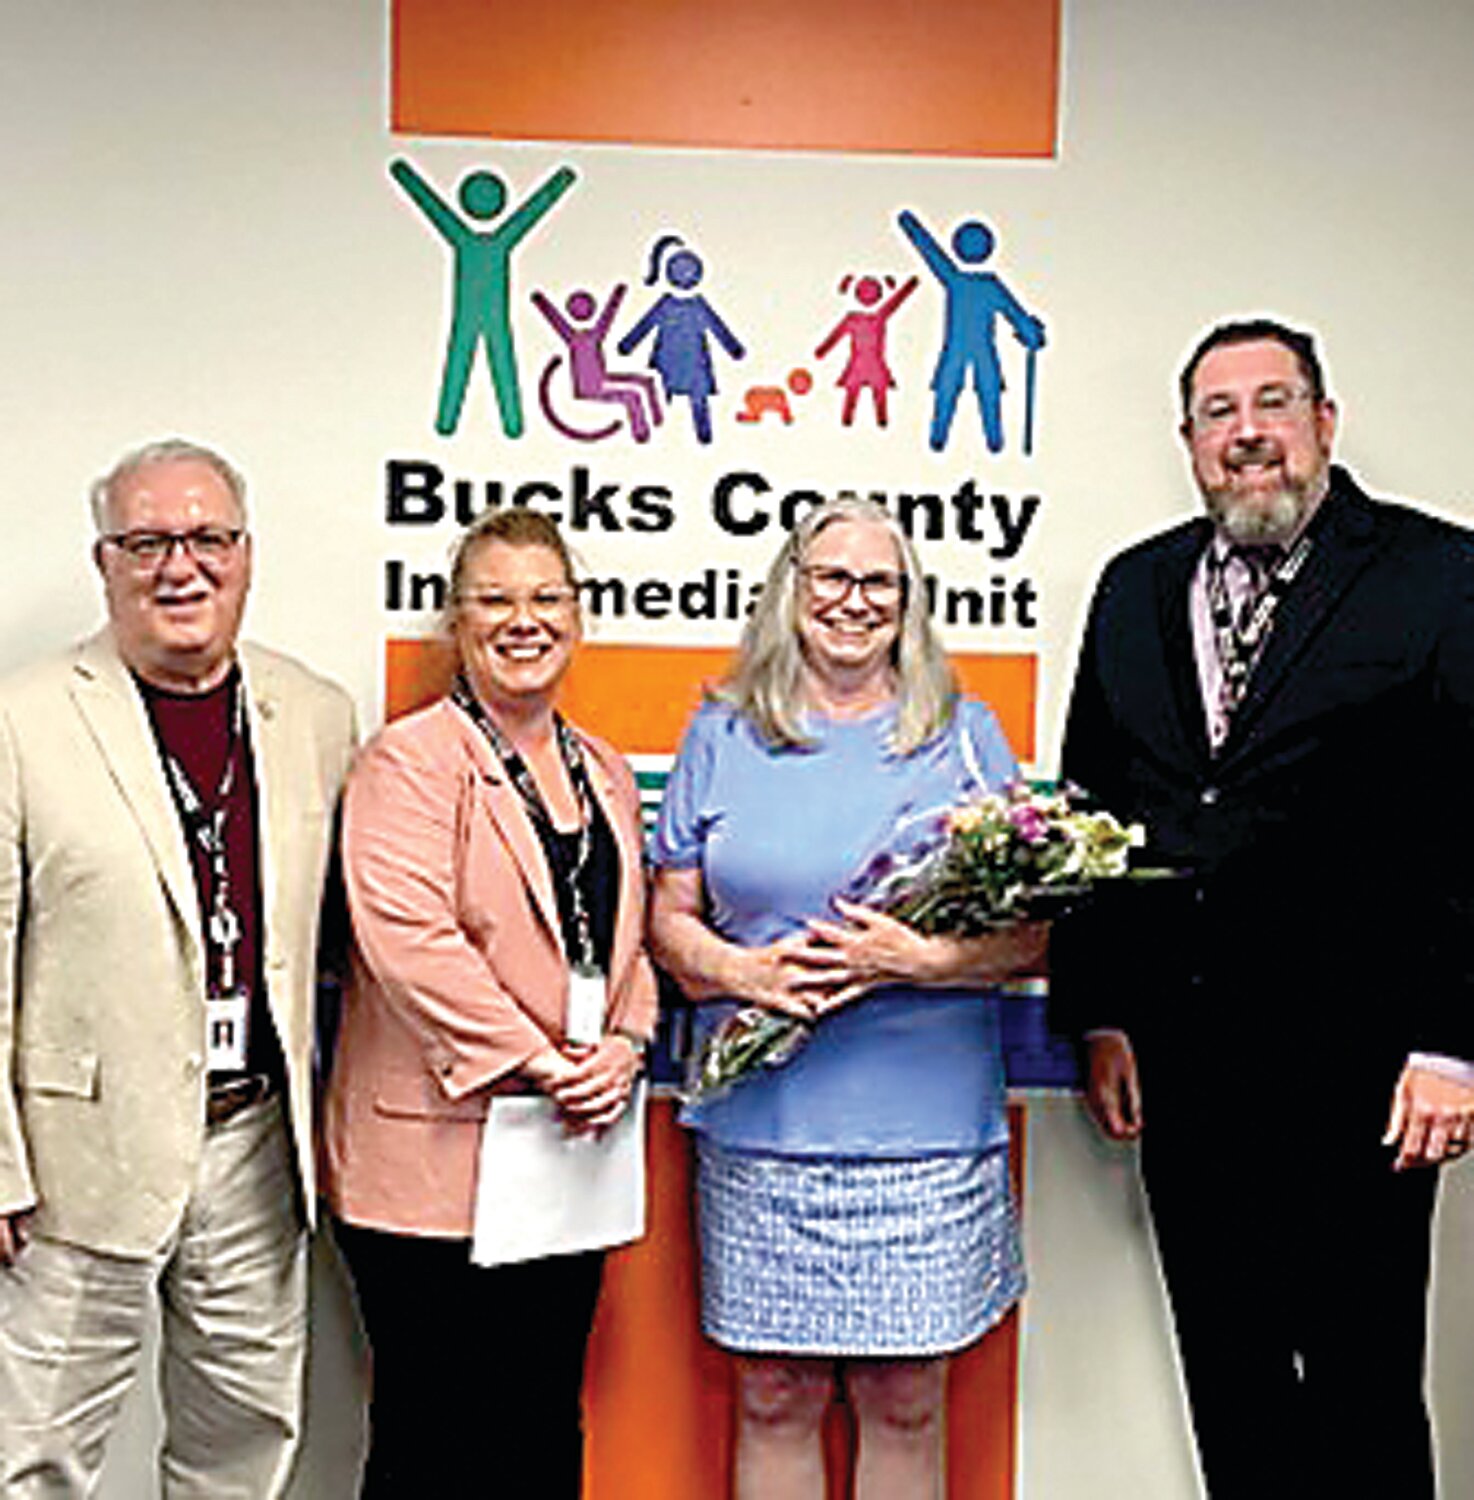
206, 1074, 272, 1128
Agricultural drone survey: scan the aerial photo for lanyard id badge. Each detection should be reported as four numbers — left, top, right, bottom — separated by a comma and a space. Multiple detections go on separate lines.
204, 902, 250, 1071
566, 963, 607, 1047
159, 675, 254, 1074
206, 988, 251, 1072
452, 675, 609, 1048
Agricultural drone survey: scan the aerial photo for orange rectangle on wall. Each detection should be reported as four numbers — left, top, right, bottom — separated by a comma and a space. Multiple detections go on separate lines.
392, 0, 1060, 158
385, 639, 1037, 760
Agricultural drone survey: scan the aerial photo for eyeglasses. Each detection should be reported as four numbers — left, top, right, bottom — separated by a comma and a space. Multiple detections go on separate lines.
457, 586, 579, 623
799, 564, 907, 608
102, 527, 245, 567
1190, 384, 1316, 433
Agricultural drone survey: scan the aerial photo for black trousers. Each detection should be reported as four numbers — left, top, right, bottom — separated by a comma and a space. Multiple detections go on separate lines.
334, 1222, 605, 1498
1139, 1077, 1438, 1500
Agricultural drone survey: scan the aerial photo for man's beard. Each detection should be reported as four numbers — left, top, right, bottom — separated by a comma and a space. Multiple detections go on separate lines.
1207, 483, 1310, 545
1202, 439, 1327, 545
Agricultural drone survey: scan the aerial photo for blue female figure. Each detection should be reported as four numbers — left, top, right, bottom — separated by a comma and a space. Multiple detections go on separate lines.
617, 236, 745, 444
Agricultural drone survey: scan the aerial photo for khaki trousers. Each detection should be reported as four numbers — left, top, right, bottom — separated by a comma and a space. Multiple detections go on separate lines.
0, 1097, 308, 1498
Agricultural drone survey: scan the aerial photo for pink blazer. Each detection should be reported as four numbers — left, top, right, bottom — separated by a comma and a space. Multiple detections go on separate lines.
322, 698, 657, 1238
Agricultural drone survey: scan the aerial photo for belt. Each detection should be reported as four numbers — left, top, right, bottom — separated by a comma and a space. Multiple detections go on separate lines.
206, 1074, 276, 1127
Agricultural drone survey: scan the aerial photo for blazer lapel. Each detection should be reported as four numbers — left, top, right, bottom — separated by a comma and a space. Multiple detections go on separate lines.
69, 632, 202, 958
451, 707, 565, 949
1220, 480, 1379, 754
1153, 521, 1215, 766
239, 645, 284, 966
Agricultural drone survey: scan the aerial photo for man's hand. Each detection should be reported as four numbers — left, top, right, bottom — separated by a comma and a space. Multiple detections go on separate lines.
1084, 1031, 1143, 1141
1383, 1063, 1474, 1170
0, 1210, 33, 1267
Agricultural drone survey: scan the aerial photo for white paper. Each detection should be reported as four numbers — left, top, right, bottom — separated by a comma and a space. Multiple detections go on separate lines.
470, 1081, 646, 1267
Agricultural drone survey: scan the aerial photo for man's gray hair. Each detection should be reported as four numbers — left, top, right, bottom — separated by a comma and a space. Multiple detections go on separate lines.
714, 494, 957, 755
89, 438, 248, 533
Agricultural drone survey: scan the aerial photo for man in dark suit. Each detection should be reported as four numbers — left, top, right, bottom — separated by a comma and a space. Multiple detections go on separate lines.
1055, 318, 1474, 1497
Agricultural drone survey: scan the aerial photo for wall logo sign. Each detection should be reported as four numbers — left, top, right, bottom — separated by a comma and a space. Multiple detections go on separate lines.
391, 158, 1047, 458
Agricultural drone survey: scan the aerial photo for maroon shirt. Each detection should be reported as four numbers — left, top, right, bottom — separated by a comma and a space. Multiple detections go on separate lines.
138, 668, 284, 1087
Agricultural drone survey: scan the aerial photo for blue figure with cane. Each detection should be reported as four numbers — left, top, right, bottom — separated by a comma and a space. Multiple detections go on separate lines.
617, 234, 745, 445
897, 210, 1045, 455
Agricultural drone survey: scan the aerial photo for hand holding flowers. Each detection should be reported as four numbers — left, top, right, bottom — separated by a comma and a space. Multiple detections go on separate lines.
718, 931, 826, 1020
687, 783, 1151, 1104
794, 899, 1045, 1014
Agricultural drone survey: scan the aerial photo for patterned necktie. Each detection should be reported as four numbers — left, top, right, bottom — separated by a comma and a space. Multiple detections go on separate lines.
1210, 543, 1284, 721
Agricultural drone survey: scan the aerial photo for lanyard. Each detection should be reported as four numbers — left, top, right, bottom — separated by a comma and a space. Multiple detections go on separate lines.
1206, 531, 1313, 721
160, 674, 247, 996
451, 675, 600, 971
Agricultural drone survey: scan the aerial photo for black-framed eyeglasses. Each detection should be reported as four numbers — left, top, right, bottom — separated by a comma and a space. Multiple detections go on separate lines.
102, 527, 245, 567
799, 564, 907, 608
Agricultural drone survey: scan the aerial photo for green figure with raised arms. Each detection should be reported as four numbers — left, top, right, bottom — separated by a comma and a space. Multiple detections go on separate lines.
391, 158, 577, 438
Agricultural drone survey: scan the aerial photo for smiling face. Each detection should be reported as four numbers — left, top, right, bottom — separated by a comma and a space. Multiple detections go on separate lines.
451, 539, 581, 717
1182, 337, 1337, 544
795, 517, 905, 697
95, 457, 252, 692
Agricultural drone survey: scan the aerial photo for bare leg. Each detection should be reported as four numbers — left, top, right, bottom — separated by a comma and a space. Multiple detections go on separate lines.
733, 1355, 835, 1500
845, 1357, 948, 1500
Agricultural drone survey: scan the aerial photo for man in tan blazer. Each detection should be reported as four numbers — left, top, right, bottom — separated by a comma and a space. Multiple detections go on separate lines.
0, 439, 356, 1496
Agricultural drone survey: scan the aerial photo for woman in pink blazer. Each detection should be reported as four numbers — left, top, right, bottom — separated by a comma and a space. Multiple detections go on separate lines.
323, 507, 657, 1498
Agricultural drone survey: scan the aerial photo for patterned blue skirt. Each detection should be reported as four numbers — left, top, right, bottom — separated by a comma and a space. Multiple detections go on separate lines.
695, 1139, 1024, 1357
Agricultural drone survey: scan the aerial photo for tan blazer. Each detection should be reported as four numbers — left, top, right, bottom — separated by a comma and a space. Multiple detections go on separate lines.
322, 698, 657, 1239
0, 631, 356, 1257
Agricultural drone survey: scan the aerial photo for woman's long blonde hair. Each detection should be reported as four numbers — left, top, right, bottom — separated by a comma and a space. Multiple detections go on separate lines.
715, 495, 956, 754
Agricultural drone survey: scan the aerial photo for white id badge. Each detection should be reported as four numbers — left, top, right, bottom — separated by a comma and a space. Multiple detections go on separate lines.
565, 966, 606, 1047
206, 990, 250, 1072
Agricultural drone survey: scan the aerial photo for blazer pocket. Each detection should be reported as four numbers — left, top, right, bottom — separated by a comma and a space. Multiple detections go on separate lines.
17, 1046, 100, 1099
372, 1067, 487, 1123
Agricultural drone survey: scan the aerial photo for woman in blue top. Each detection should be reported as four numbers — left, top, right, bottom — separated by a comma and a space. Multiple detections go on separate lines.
649, 496, 1046, 1499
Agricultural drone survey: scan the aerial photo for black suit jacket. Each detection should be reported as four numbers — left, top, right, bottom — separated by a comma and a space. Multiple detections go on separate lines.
1053, 467, 1474, 1100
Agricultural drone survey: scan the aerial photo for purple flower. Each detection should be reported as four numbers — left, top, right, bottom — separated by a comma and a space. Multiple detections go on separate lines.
1009, 803, 1049, 843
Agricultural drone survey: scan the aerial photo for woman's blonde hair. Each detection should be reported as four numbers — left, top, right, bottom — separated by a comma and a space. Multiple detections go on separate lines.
715, 495, 956, 753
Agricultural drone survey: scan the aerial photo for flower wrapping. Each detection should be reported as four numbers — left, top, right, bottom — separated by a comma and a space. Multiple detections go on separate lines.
686, 783, 1147, 1104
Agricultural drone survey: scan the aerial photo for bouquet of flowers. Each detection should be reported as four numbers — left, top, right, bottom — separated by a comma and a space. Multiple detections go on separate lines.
687, 783, 1147, 1105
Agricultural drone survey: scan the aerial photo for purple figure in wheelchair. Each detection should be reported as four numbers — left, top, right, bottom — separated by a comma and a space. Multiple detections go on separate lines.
532, 284, 663, 443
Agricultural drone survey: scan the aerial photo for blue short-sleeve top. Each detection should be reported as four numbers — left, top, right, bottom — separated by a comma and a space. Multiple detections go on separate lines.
650, 696, 1019, 1159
